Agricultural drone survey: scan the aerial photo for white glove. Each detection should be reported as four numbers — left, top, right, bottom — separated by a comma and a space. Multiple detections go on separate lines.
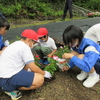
27, 68, 31, 72
4, 40, 9, 46
44, 71, 52, 79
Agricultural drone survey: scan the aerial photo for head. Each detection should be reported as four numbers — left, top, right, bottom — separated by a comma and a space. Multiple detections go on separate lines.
21, 29, 38, 49
37, 27, 48, 42
0, 17, 10, 35
62, 25, 83, 49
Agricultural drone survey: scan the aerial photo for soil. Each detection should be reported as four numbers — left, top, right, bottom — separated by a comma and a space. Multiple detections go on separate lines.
0, 19, 100, 100
1, 67, 100, 100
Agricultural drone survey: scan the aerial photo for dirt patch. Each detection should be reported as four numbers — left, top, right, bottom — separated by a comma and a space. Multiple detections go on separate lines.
1, 67, 100, 100
1, 19, 100, 100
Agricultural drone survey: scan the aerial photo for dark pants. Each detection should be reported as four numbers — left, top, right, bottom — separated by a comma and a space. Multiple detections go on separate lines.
35, 46, 52, 59
62, 0, 73, 19
94, 60, 100, 74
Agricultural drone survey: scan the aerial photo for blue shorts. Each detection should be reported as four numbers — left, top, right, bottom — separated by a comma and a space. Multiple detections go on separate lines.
94, 60, 100, 74
0, 70, 34, 92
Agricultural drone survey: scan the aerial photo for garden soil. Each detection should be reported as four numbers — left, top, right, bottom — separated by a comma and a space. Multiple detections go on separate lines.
0, 17, 100, 100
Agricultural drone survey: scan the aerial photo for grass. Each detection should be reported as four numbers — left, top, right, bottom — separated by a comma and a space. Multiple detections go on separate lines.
8, 16, 85, 29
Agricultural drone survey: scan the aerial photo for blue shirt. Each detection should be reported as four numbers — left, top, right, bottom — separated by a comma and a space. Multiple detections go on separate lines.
68, 38, 100, 72
0, 35, 5, 50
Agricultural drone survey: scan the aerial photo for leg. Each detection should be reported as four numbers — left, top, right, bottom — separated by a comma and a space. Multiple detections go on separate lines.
76, 54, 93, 81
35, 46, 45, 64
19, 73, 44, 90
41, 47, 52, 64
68, 1, 73, 18
41, 47, 52, 57
61, 1, 68, 20
35, 46, 44, 59
83, 68, 99, 88
75, 54, 99, 88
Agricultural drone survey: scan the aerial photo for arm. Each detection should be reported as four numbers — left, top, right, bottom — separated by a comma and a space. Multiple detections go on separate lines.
25, 62, 45, 75
62, 52, 75, 69
47, 38, 57, 57
25, 62, 52, 78
69, 46, 99, 72
48, 49, 57, 58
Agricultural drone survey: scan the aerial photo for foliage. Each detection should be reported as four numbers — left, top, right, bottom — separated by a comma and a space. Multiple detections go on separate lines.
35, 46, 70, 76
54, 46, 70, 58
0, 0, 63, 19
44, 58, 58, 76
73, 0, 100, 11
1, 0, 100, 20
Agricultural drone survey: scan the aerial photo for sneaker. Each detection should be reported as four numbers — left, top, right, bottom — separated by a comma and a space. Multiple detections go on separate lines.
83, 74, 100, 88
43, 60, 50, 65
38, 59, 44, 64
76, 71, 88, 81
5, 90, 22, 100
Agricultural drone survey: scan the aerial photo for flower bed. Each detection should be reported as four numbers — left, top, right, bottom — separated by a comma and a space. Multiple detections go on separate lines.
34, 46, 70, 77
87, 12, 100, 17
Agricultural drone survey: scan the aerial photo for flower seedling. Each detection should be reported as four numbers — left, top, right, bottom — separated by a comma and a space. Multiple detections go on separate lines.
34, 46, 70, 77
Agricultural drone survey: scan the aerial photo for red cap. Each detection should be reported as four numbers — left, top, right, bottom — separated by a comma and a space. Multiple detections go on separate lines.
37, 27, 48, 37
21, 29, 38, 41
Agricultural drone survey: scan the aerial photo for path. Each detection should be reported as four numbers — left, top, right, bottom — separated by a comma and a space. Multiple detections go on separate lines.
4, 17, 100, 43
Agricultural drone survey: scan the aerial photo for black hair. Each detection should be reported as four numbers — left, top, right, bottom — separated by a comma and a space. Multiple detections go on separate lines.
62, 25, 83, 48
0, 17, 10, 30
43, 35, 46, 38
39, 35, 48, 39
21, 36, 27, 40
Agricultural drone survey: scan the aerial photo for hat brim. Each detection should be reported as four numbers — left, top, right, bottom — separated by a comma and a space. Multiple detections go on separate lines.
32, 39, 39, 43
37, 34, 44, 37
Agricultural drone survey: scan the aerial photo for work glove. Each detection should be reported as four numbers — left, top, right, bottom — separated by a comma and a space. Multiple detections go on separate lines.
4, 40, 9, 46
44, 71, 52, 79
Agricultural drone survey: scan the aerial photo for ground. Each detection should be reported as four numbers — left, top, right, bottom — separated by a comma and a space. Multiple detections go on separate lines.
1, 67, 100, 100
0, 18, 100, 100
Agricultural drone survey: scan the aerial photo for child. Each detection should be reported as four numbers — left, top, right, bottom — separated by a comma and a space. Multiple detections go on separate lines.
62, 25, 100, 88
35, 27, 57, 64
0, 29, 52, 100
0, 17, 10, 55
84, 23, 100, 44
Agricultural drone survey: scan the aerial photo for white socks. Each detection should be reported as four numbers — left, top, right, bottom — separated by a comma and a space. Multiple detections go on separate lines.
89, 71, 99, 77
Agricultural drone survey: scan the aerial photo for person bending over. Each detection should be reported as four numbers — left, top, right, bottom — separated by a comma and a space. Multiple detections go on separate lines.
62, 25, 100, 88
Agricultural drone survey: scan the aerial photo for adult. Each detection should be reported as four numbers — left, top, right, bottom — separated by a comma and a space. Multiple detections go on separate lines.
61, 0, 73, 21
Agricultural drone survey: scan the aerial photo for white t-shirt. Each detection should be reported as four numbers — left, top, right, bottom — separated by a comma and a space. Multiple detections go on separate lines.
0, 41, 34, 78
84, 23, 100, 43
37, 37, 57, 51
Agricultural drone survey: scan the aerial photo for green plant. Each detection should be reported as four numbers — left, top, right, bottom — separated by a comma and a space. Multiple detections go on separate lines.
35, 46, 70, 76
44, 58, 58, 76
54, 46, 70, 58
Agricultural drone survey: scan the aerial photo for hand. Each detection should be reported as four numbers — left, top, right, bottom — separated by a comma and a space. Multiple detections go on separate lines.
47, 54, 52, 58
4, 40, 9, 46
62, 66, 70, 71
44, 71, 52, 79
62, 53, 74, 59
